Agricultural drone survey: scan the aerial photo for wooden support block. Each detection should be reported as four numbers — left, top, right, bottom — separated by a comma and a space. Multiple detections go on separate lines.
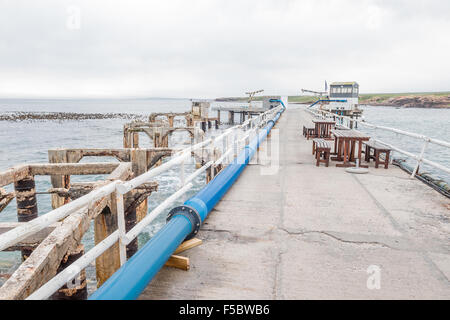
165, 255, 190, 271
174, 238, 203, 255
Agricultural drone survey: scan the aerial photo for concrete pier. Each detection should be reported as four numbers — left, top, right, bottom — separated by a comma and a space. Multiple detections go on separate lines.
140, 105, 450, 300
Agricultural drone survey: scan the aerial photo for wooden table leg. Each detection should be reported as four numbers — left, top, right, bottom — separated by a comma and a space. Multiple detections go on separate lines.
365, 145, 369, 162
331, 137, 343, 161
356, 140, 368, 168
349, 140, 356, 162
375, 150, 379, 168
336, 139, 349, 167
333, 136, 338, 154
385, 151, 390, 169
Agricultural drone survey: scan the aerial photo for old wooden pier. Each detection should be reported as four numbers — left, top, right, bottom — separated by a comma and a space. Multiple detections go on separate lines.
0, 100, 449, 300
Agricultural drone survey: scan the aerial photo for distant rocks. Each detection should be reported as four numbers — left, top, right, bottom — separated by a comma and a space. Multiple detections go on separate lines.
0, 111, 147, 122
363, 95, 450, 108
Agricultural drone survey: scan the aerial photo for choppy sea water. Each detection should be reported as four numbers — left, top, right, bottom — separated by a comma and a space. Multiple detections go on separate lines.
0, 99, 449, 295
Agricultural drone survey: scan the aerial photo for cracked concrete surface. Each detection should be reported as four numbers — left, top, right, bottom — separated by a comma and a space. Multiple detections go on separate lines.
139, 105, 450, 300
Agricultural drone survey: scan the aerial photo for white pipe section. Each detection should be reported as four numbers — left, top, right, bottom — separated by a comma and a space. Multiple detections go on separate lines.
26, 231, 120, 300
0, 180, 121, 252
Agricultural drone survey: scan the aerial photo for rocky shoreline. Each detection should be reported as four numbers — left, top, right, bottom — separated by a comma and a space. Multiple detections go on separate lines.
360, 95, 450, 108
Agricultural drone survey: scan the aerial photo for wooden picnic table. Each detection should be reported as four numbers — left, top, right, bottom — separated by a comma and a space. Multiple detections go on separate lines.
331, 129, 370, 167
312, 119, 336, 139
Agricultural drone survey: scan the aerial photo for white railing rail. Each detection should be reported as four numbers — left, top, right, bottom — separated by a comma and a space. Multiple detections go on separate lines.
307, 108, 450, 177
22, 105, 283, 300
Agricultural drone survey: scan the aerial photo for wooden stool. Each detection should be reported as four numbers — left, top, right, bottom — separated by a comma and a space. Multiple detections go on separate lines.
313, 138, 331, 167
364, 141, 391, 169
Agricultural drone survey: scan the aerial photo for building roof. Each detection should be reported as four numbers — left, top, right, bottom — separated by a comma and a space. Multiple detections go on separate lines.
330, 82, 358, 86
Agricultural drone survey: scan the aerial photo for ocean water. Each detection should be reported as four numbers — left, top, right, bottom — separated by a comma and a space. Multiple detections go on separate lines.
0, 99, 449, 294
354, 105, 450, 184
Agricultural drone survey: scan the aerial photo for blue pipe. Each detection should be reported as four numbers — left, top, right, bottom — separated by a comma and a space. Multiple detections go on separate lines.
308, 99, 347, 108
269, 98, 286, 109
90, 107, 285, 300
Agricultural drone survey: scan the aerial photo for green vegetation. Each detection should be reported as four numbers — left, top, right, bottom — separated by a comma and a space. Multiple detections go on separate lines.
288, 91, 450, 105
358, 91, 450, 104
287, 95, 317, 104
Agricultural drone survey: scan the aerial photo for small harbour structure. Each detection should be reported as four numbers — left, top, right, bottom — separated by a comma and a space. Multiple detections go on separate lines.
0, 96, 449, 300
303, 81, 363, 128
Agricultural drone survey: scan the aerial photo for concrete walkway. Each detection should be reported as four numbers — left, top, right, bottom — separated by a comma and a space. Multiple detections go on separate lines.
140, 105, 450, 300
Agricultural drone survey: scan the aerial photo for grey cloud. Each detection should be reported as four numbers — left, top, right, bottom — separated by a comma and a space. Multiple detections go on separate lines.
0, 0, 449, 98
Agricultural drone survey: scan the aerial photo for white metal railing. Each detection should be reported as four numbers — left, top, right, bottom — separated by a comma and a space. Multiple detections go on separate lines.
18, 105, 283, 300
307, 108, 450, 178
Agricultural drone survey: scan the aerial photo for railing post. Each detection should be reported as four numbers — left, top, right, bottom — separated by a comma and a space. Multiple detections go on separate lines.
210, 137, 216, 180
180, 158, 185, 188
116, 192, 127, 266
411, 139, 429, 178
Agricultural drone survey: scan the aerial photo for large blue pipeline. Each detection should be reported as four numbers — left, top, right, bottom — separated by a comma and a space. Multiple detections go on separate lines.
90, 104, 285, 300
308, 99, 347, 108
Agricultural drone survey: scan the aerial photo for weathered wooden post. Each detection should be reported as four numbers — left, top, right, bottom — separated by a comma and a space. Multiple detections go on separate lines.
95, 194, 120, 287
48, 150, 69, 209
168, 115, 174, 127
132, 132, 139, 148
131, 149, 148, 218
154, 131, 161, 148
47, 150, 88, 299
229, 111, 234, 124
123, 124, 132, 148
14, 175, 38, 260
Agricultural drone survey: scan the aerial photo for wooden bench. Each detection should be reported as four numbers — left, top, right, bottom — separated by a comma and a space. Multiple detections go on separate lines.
306, 127, 316, 140
312, 138, 331, 167
363, 140, 391, 169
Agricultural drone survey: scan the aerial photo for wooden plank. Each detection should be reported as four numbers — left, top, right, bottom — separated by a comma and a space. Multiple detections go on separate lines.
131, 149, 148, 223
0, 222, 59, 251
0, 165, 29, 187
94, 193, 120, 287
174, 238, 203, 255
0, 189, 14, 213
0, 200, 106, 299
48, 149, 68, 210
0, 165, 132, 299
30, 162, 120, 176
165, 255, 190, 271
106, 162, 132, 181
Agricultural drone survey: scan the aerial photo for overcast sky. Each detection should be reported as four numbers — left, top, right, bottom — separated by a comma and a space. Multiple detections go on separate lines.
0, 0, 449, 98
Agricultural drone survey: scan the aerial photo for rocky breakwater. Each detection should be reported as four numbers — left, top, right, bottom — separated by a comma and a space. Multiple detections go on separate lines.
0, 111, 147, 122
